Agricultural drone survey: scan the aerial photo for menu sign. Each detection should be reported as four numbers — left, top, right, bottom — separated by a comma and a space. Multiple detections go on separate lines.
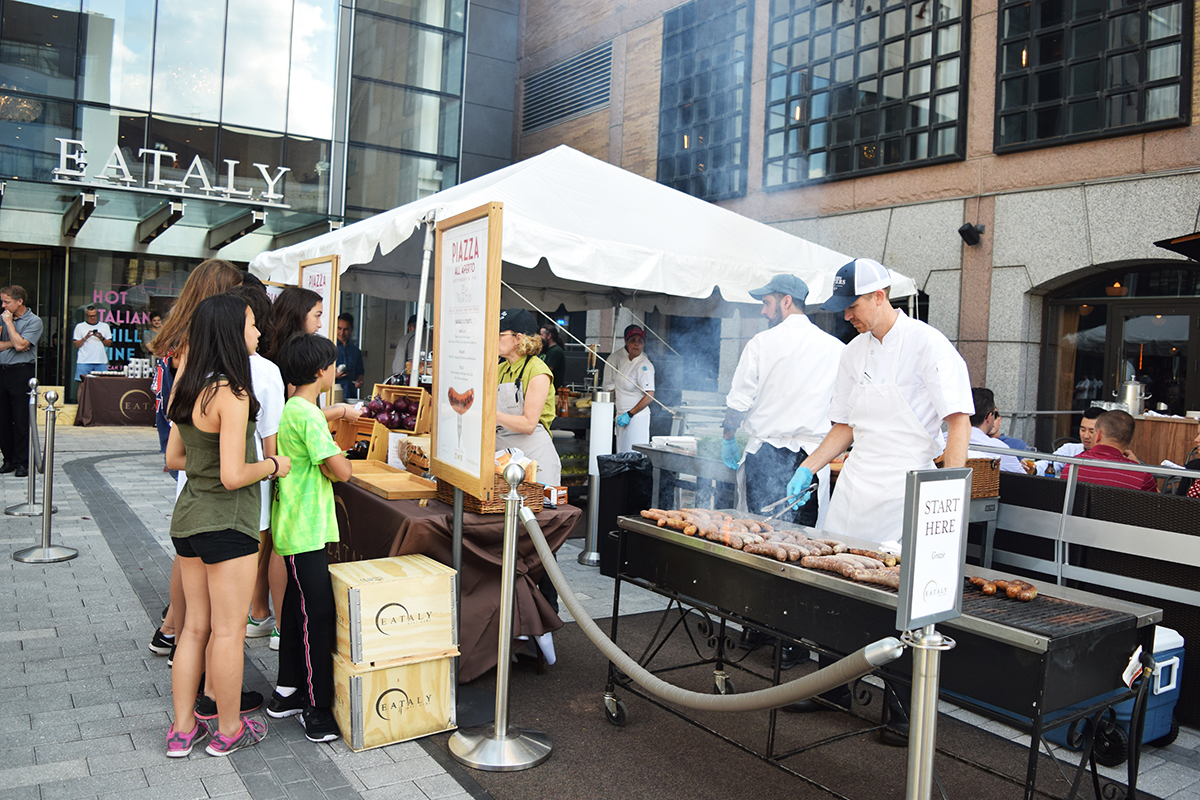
299, 255, 339, 340
431, 203, 502, 501
895, 468, 971, 631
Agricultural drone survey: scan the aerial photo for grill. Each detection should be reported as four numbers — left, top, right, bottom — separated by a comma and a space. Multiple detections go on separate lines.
610, 515, 1161, 799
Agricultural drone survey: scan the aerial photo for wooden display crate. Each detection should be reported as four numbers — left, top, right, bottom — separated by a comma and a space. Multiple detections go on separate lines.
332, 650, 456, 751
329, 554, 458, 666
364, 422, 431, 475
349, 462, 438, 500
331, 416, 375, 450
369, 384, 432, 435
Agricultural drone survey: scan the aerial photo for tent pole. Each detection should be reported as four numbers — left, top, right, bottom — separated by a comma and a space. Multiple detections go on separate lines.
411, 215, 435, 388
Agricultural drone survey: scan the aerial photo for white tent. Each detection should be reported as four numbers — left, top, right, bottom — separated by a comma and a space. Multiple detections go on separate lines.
249, 145, 916, 314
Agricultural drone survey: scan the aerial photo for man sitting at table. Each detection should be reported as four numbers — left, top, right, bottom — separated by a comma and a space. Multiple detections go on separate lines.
1035, 406, 1103, 476
1064, 410, 1157, 492
967, 388, 1024, 474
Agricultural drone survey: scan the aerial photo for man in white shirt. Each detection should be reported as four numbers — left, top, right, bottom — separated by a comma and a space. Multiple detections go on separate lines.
787, 258, 974, 548
968, 388, 1025, 473
602, 324, 655, 453
73, 305, 113, 381
1035, 406, 1103, 476
721, 274, 843, 527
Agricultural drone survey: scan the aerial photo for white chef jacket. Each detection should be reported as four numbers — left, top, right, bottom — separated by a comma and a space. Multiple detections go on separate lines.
829, 311, 974, 439
726, 314, 843, 455
968, 426, 1025, 473
73, 320, 112, 363
602, 349, 655, 416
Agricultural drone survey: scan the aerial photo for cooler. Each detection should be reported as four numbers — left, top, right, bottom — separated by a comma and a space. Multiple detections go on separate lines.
1044, 626, 1183, 762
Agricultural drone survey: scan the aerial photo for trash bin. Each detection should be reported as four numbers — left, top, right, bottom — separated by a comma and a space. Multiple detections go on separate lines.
1044, 626, 1183, 765
596, 453, 653, 578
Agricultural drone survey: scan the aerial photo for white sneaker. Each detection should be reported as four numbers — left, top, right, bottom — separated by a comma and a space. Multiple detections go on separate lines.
268, 629, 280, 651
246, 614, 276, 638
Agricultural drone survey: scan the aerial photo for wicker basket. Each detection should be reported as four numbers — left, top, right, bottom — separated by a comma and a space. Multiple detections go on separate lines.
436, 476, 544, 514
935, 455, 1000, 498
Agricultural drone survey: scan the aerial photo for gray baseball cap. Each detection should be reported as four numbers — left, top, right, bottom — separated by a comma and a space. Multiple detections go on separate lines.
748, 274, 810, 305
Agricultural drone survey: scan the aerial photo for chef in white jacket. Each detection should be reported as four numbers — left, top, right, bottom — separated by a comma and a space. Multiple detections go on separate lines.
786, 258, 974, 548
603, 324, 655, 453
721, 275, 843, 527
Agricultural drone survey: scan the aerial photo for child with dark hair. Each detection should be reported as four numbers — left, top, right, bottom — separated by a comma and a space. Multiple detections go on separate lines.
264, 333, 352, 743
165, 293, 290, 757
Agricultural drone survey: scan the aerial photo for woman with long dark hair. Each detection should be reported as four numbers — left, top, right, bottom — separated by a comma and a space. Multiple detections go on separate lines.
164, 293, 291, 757
265, 287, 362, 423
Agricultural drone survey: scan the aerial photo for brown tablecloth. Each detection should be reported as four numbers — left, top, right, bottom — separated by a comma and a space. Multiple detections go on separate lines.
75, 376, 155, 427
330, 482, 581, 682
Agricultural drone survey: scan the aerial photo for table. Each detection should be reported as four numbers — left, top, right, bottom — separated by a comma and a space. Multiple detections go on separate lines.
330, 482, 582, 682
74, 376, 155, 427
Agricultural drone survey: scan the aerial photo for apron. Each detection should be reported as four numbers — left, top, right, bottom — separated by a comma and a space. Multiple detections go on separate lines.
615, 411, 651, 453
821, 382, 941, 547
735, 434, 832, 528
495, 358, 561, 486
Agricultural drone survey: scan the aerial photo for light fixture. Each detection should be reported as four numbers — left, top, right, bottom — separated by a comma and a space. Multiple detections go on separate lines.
136, 201, 184, 244
1079, 304, 1093, 316
62, 192, 96, 238
1105, 281, 1128, 297
206, 209, 265, 250
957, 223, 985, 246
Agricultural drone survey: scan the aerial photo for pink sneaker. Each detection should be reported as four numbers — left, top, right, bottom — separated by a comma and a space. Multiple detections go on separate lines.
166, 719, 209, 758
205, 716, 267, 756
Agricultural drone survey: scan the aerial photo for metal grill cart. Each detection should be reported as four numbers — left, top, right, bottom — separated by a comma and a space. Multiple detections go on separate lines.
604, 515, 1161, 800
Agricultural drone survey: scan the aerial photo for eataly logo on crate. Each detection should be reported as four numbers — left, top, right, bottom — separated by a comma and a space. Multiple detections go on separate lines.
52, 137, 291, 208
374, 603, 434, 635
375, 688, 436, 721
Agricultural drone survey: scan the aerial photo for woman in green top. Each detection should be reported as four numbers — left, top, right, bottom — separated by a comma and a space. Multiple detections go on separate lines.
164, 294, 293, 758
495, 308, 560, 487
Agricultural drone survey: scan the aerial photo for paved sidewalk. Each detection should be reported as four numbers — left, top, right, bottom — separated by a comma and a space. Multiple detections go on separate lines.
5, 424, 1200, 799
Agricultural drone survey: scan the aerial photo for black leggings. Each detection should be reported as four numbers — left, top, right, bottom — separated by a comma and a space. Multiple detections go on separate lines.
278, 550, 335, 709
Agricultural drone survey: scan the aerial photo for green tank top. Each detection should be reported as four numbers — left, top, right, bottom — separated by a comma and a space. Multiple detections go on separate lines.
170, 415, 261, 541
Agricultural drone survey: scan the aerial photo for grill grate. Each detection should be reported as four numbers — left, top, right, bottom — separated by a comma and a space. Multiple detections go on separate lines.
959, 583, 1134, 639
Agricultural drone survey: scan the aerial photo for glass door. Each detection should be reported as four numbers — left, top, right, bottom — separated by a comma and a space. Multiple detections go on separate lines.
1111, 304, 1200, 417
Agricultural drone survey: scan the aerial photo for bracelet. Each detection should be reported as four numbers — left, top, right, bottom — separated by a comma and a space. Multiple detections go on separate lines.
267, 456, 279, 477
341, 406, 346, 419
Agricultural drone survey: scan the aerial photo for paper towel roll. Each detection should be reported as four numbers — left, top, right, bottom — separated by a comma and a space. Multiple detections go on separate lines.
588, 401, 614, 475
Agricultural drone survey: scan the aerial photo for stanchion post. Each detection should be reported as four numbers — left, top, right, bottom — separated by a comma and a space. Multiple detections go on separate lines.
578, 391, 612, 566
449, 463, 552, 771
5, 377, 52, 517
13, 391, 76, 563
904, 624, 952, 800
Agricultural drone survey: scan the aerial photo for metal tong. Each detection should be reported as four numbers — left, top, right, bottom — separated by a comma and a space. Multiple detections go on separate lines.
758, 475, 820, 522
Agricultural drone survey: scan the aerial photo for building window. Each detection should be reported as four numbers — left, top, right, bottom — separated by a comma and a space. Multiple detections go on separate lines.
656, 0, 752, 201
995, 0, 1190, 151
763, 0, 967, 187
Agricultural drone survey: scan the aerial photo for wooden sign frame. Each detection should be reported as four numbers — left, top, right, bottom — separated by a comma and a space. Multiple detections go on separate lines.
430, 202, 503, 501
298, 255, 340, 339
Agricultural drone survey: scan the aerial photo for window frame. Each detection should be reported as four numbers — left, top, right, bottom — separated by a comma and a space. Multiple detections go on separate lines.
993, 0, 1193, 154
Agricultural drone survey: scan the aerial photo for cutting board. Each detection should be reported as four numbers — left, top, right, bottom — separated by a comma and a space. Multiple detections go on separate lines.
349, 461, 438, 500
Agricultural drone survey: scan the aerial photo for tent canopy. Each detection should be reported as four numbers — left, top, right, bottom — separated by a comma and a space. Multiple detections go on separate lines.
249, 145, 916, 315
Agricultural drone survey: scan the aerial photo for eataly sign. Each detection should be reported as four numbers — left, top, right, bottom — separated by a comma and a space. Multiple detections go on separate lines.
52, 137, 291, 207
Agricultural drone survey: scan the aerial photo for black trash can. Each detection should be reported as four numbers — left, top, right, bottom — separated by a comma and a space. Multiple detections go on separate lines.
597, 453, 653, 578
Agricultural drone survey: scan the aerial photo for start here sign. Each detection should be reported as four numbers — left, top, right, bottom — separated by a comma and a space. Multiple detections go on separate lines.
896, 469, 971, 631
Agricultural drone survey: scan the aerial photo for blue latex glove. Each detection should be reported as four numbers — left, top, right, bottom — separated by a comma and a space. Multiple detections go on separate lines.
786, 466, 814, 508
721, 438, 740, 470
616, 412, 631, 427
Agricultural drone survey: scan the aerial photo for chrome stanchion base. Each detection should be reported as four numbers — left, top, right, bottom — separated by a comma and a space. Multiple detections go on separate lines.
5, 503, 57, 517
13, 545, 77, 563
576, 549, 601, 567
577, 473, 602, 567
449, 724, 552, 771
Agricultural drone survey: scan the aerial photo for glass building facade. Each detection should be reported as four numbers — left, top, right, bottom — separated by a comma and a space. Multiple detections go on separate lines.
0, 0, 468, 398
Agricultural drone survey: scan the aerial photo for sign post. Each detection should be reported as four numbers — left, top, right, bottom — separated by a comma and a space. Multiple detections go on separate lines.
896, 467, 971, 800
298, 255, 340, 340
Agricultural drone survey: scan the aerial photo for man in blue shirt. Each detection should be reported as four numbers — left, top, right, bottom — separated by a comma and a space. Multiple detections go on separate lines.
335, 314, 365, 400
0, 286, 44, 477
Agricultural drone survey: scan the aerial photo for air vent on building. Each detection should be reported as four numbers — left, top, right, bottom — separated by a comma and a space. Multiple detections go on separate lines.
522, 43, 612, 133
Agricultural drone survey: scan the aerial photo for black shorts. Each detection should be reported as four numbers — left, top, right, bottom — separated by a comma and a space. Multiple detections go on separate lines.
173, 529, 259, 564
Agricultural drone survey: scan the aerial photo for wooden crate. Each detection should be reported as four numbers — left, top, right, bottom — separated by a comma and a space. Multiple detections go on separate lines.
365, 423, 431, 475
329, 554, 458, 665
332, 651, 457, 751
369, 384, 432, 435
331, 416, 375, 450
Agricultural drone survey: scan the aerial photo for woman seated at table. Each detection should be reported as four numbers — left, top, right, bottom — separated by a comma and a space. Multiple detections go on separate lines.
495, 308, 560, 488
